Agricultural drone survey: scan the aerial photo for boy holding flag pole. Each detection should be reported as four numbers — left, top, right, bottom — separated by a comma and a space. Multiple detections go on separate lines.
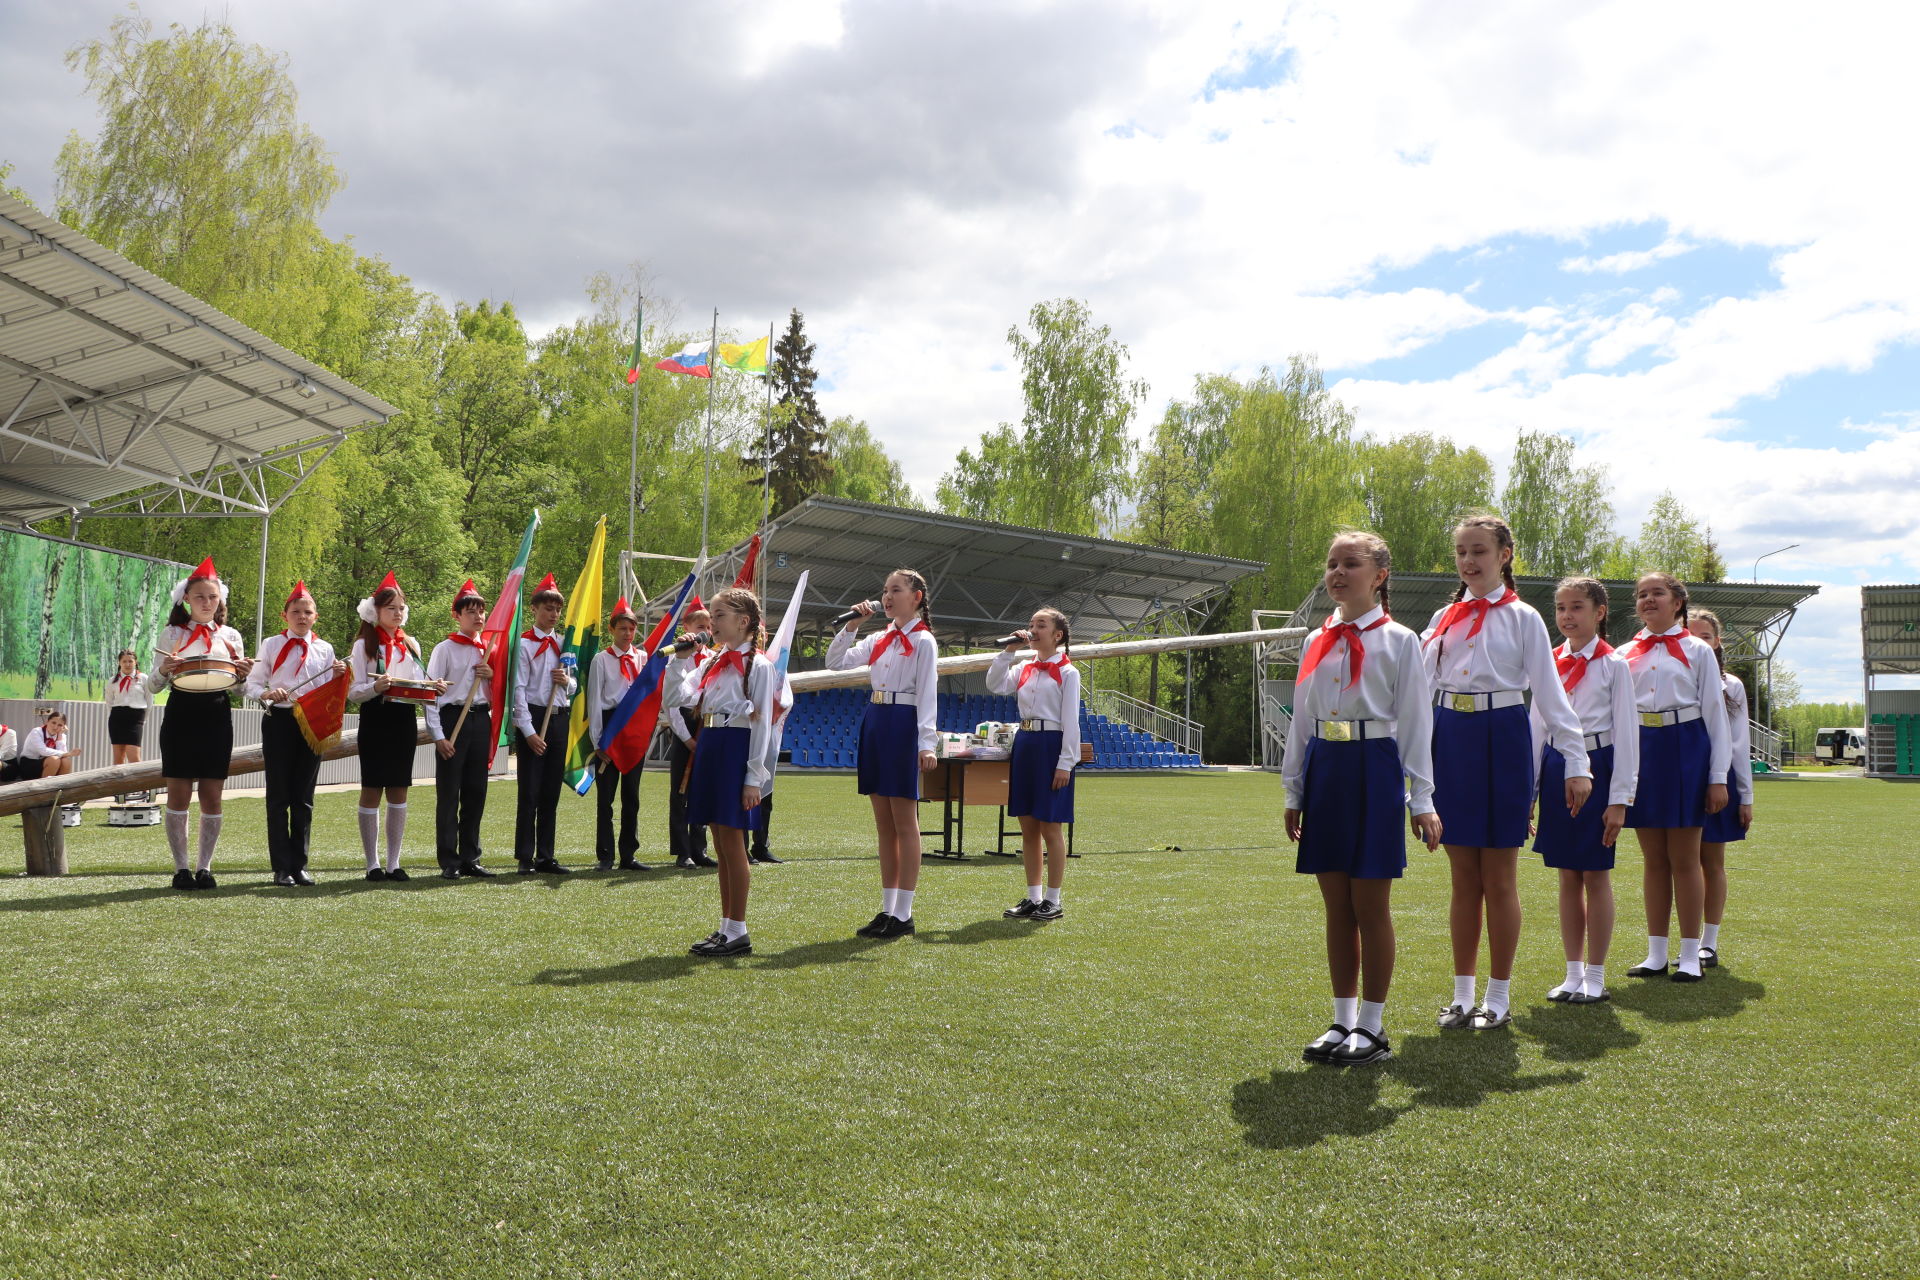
426, 580, 498, 879
590, 594, 652, 871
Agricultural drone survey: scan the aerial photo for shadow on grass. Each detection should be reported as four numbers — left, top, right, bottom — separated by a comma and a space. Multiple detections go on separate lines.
914, 918, 1045, 946
532, 935, 891, 986
1231, 1030, 1585, 1150
0, 873, 481, 911
1609, 969, 1765, 1023
1514, 1001, 1644, 1063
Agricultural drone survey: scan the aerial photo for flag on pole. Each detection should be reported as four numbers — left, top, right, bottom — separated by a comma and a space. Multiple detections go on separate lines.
562, 517, 609, 795
599, 571, 699, 776
717, 335, 769, 374
731, 533, 762, 589
624, 299, 646, 385
294, 671, 349, 754
482, 511, 541, 765
765, 569, 809, 724
654, 341, 712, 378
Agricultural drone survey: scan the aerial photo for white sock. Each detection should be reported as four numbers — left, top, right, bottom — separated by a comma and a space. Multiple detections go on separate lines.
165, 809, 191, 871
1640, 935, 1670, 970
1582, 962, 1606, 998
882, 887, 898, 916
384, 802, 408, 871
1043, 886, 1061, 906
722, 918, 747, 941
358, 807, 380, 870
196, 812, 222, 873
1026, 884, 1043, 903
1677, 936, 1702, 976
1551, 960, 1584, 999
1333, 996, 1359, 1030
1702, 922, 1720, 949
1484, 978, 1511, 1017
1452, 975, 1476, 1010
893, 888, 915, 920
1357, 1000, 1385, 1036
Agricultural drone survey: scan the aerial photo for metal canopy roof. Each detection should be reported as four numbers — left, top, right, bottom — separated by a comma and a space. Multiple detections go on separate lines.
1861, 585, 1920, 676
652, 496, 1267, 645
0, 194, 397, 526
1279, 572, 1821, 659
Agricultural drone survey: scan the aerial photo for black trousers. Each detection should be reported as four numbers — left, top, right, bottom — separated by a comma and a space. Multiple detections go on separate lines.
515, 705, 568, 864
751, 794, 775, 858
595, 733, 643, 861
436, 707, 492, 870
665, 724, 707, 860
262, 709, 321, 876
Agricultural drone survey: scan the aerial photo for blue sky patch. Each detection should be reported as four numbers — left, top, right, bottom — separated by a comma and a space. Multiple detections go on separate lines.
1329, 317, 1529, 383
1202, 47, 1296, 100
1722, 339, 1920, 449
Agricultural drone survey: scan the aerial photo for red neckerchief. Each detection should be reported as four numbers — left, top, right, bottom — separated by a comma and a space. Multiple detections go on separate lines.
1624, 629, 1690, 670
609, 646, 640, 682
448, 632, 484, 648
698, 647, 749, 691
180, 623, 217, 656
1423, 586, 1515, 648
1300, 613, 1391, 684
378, 627, 410, 672
692, 648, 708, 668
871, 620, 931, 664
1556, 638, 1614, 693
523, 629, 561, 660
115, 673, 135, 692
1018, 652, 1073, 688
271, 631, 309, 675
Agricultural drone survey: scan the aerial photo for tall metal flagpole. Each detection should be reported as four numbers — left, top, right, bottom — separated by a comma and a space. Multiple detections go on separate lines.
701, 308, 717, 566
626, 294, 642, 596
761, 320, 775, 531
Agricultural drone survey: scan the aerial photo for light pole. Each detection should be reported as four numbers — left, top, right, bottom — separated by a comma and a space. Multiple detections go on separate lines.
1752, 543, 1798, 581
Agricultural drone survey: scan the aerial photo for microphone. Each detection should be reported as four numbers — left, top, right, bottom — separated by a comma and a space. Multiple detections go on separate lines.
994, 633, 1028, 648
672, 631, 712, 654
833, 601, 880, 627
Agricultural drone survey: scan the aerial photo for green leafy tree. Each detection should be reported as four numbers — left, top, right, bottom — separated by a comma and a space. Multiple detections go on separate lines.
823, 417, 919, 507
1499, 430, 1617, 577
430, 300, 560, 556
1604, 490, 1712, 579
1357, 432, 1496, 573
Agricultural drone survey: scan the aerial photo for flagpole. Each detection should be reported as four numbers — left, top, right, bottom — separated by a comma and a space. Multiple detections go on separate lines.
627, 295, 642, 579
702, 307, 716, 569
759, 319, 775, 601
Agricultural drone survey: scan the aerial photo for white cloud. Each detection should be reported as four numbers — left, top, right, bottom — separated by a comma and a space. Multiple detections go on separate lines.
1561, 237, 1695, 275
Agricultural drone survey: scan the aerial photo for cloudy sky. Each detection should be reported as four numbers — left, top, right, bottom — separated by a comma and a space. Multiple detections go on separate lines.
4, 0, 1915, 700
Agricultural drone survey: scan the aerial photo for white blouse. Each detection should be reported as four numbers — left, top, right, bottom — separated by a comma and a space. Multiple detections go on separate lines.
1281, 605, 1436, 815
985, 650, 1084, 773
1423, 585, 1590, 780
106, 672, 152, 710
1621, 626, 1733, 779
147, 623, 247, 692
1528, 638, 1640, 808
827, 618, 940, 754
347, 631, 426, 705
21, 726, 67, 760
673, 640, 777, 790
246, 632, 338, 705
1722, 673, 1754, 803
661, 647, 711, 745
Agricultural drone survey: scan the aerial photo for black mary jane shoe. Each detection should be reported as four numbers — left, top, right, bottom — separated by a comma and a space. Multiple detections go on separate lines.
1548, 988, 1577, 1003
1436, 1003, 1478, 1030
1567, 988, 1612, 1004
1670, 968, 1703, 983
1302, 1024, 1350, 1064
1626, 962, 1668, 977
1700, 946, 1719, 968
1332, 1026, 1392, 1067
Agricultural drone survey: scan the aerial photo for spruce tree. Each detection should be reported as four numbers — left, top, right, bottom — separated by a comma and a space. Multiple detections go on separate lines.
747, 308, 833, 515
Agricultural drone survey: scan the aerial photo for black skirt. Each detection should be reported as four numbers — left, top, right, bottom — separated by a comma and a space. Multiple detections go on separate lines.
358, 696, 420, 788
159, 690, 233, 779
108, 706, 147, 746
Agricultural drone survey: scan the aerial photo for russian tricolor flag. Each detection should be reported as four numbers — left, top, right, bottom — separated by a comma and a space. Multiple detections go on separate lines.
654, 342, 712, 379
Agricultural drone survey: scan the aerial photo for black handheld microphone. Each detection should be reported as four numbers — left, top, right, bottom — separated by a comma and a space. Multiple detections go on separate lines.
833, 601, 880, 627
672, 630, 712, 654
994, 633, 1027, 648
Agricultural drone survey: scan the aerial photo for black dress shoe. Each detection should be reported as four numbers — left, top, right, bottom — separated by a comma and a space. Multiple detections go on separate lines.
675, 856, 698, 869
689, 931, 726, 956
596, 859, 615, 872
1700, 945, 1719, 968
856, 911, 891, 937
292, 871, 317, 886
707, 934, 752, 956
440, 868, 462, 880
750, 851, 784, 864
690, 853, 718, 868
1627, 962, 1668, 977
876, 914, 915, 939
171, 869, 195, 891
532, 860, 572, 875
517, 863, 536, 875
1332, 1026, 1392, 1066
1671, 968, 1703, 983
459, 862, 495, 878
617, 859, 651, 872
366, 867, 389, 882
386, 867, 410, 882
273, 873, 297, 887
1303, 1024, 1351, 1064
194, 869, 217, 890
1031, 901, 1063, 922
1004, 899, 1041, 919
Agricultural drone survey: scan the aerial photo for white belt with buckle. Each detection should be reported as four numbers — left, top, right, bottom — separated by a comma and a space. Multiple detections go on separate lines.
1436, 689, 1525, 713
1314, 718, 1393, 742
870, 691, 916, 707
701, 712, 754, 729
1639, 706, 1702, 729
1019, 718, 1062, 732
1584, 730, 1612, 751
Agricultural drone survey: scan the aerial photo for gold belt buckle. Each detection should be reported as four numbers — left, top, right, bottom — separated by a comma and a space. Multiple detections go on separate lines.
870, 691, 888, 704
1451, 692, 1477, 714
1640, 711, 1665, 729
1322, 720, 1352, 742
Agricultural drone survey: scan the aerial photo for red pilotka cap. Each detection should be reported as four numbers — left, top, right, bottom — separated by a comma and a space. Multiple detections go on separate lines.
283, 579, 315, 607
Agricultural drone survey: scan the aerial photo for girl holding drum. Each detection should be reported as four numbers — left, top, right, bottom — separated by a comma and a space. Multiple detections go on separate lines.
348, 571, 442, 882
149, 556, 252, 891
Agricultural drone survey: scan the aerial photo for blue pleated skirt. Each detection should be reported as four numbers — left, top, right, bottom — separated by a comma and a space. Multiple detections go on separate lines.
1296, 736, 1408, 880
686, 726, 766, 830
1431, 702, 1533, 849
1534, 743, 1616, 871
1624, 717, 1710, 829
857, 701, 921, 800
1008, 729, 1074, 823
1701, 767, 1748, 843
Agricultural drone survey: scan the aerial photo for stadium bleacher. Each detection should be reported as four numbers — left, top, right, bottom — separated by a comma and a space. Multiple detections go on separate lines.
779, 690, 1205, 770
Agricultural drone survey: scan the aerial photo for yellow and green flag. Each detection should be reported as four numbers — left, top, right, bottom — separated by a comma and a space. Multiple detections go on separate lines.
562, 516, 607, 795
717, 335, 769, 374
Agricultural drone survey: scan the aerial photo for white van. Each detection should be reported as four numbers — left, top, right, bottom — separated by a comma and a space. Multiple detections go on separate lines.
1814, 727, 1865, 765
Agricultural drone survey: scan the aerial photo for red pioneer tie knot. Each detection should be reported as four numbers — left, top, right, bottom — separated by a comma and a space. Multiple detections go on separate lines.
1018, 653, 1072, 688
449, 632, 483, 648
699, 647, 749, 690
523, 630, 561, 660
379, 628, 409, 671
271, 632, 309, 675
1423, 588, 1514, 648
1556, 639, 1614, 693
116, 674, 133, 692
1625, 631, 1689, 669
181, 623, 217, 656
1299, 614, 1390, 685
616, 650, 640, 682
872, 621, 931, 664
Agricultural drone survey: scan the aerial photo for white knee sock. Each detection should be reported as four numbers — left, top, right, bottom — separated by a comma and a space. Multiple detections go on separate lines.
1452, 974, 1476, 1009
1702, 922, 1720, 949
1043, 886, 1061, 906
384, 803, 407, 871
196, 813, 222, 873
1333, 996, 1359, 1030
1484, 977, 1511, 1017
893, 888, 915, 920
1639, 935, 1670, 970
882, 887, 898, 916
722, 918, 747, 941
358, 807, 380, 870
1357, 1000, 1385, 1036
165, 809, 191, 872
1026, 884, 1043, 903
1581, 962, 1606, 998
1551, 960, 1584, 999
1677, 936, 1702, 976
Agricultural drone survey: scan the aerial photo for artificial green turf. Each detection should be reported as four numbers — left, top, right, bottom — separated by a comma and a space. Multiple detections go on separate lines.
1, 774, 1913, 1278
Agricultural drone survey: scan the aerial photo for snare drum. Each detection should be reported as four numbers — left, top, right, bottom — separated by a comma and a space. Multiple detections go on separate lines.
170, 656, 240, 692
383, 677, 440, 703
